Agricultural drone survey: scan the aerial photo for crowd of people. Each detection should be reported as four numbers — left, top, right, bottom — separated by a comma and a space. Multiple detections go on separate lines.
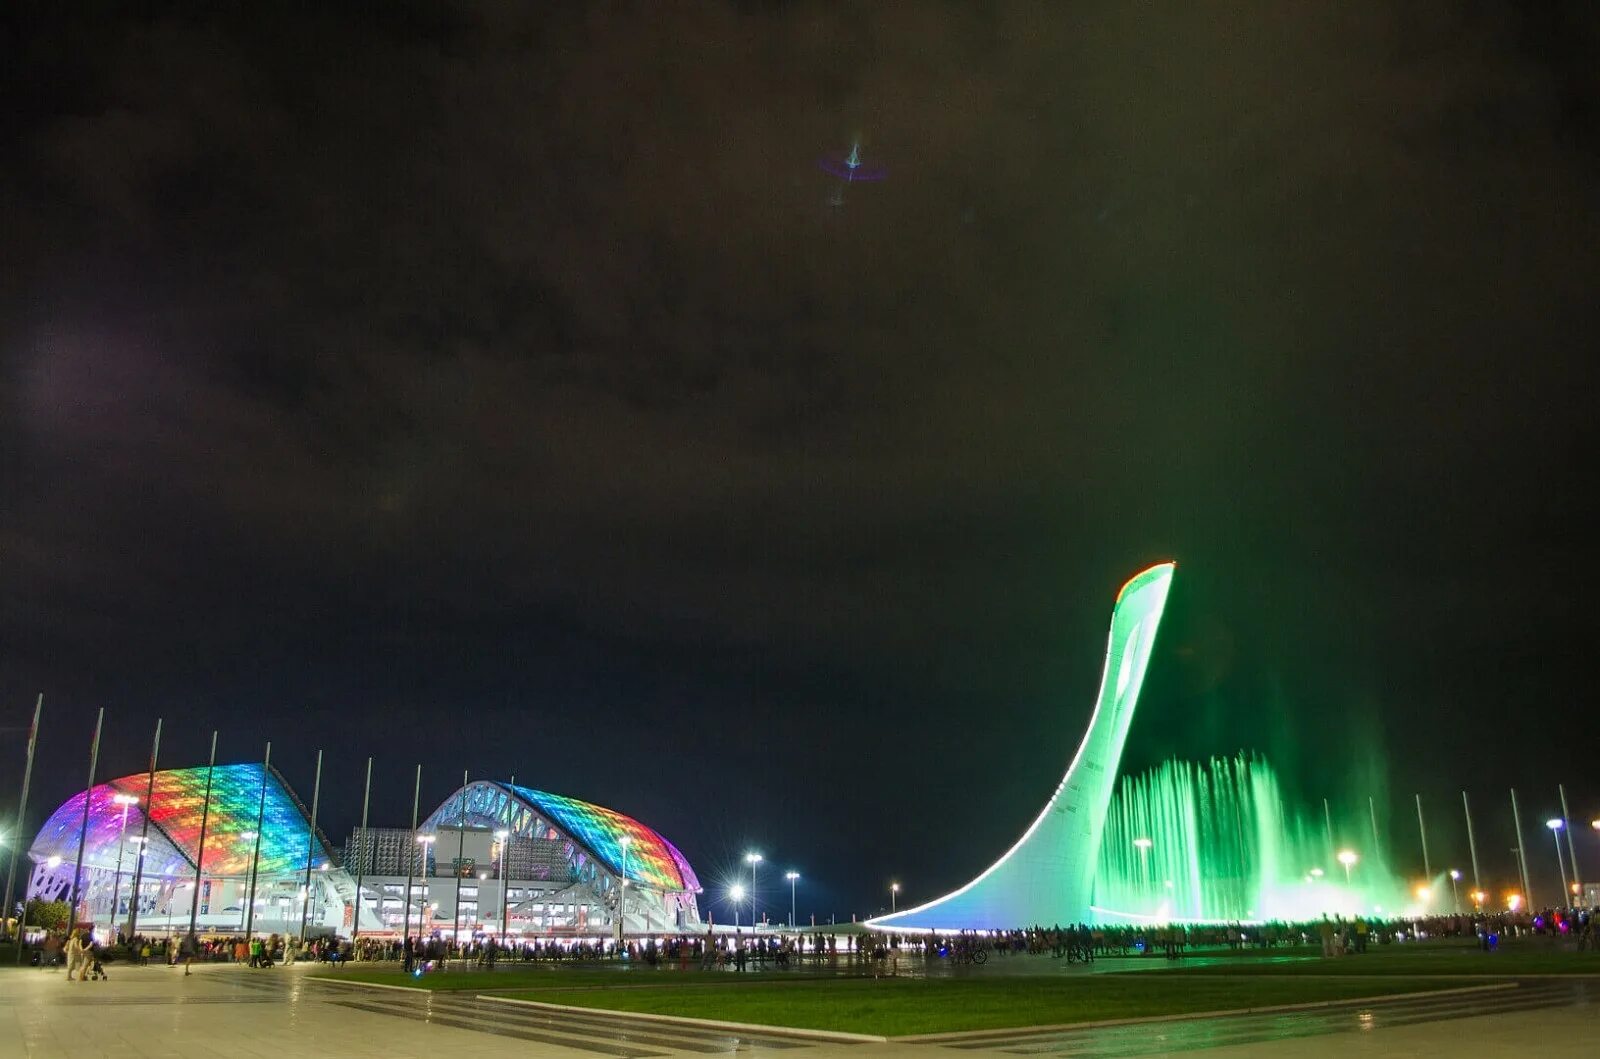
860, 907, 1600, 963
16, 904, 1595, 982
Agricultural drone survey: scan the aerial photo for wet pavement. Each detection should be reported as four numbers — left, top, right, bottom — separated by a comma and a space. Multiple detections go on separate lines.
0, 958, 1593, 1058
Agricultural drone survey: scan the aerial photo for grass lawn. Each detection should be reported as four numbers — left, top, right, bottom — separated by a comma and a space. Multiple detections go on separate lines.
311, 963, 848, 992
312, 964, 653, 991
492, 975, 1481, 1036
1142, 942, 1600, 977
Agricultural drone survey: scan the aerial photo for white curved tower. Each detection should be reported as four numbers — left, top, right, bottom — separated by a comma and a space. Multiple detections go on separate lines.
868, 561, 1175, 930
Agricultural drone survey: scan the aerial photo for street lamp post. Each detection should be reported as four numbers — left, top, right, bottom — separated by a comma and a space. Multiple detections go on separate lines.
730, 884, 745, 929
1546, 819, 1570, 905
1448, 869, 1461, 912
785, 872, 799, 928
495, 829, 511, 945
744, 853, 762, 928
890, 882, 899, 914
107, 793, 139, 938
1338, 850, 1358, 887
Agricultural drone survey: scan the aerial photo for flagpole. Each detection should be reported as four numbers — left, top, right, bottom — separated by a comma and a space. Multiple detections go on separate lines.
351, 757, 372, 947
1462, 790, 1482, 893
1415, 794, 1432, 881
1559, 784, 1582, 894
298, 749, 322, 942
1509, 787, 1532, 906
243, 742, 271, 943
4, 694, 43, 956
125, 719, 162, 939
1368, 796, 1382, 864
187, 732, 219, 936
452, 770, 468, 946
402, 764, 420, 955
68, 708, 105, 924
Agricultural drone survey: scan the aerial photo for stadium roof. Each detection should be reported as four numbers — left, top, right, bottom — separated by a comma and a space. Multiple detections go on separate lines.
29, 763, 335, 878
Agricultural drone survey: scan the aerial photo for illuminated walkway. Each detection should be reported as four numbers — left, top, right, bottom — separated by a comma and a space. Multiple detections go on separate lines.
0, 962, 1592, 1058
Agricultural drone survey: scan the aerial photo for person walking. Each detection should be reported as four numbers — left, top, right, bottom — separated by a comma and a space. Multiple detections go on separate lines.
64, 930, 87, 982
178, 931, 198, 976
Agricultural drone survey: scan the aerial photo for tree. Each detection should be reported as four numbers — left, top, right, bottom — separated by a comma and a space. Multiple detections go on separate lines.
24, 898, 71, 933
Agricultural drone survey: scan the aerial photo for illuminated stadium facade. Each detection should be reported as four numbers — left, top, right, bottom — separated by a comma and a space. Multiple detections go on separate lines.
25, 763, 352, 936
345, 781, 703, 937
27, 770, 702, 939
867, 561, 1175, 932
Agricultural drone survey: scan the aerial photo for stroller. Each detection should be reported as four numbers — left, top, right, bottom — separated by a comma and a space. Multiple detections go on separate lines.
89, 953, 109, 980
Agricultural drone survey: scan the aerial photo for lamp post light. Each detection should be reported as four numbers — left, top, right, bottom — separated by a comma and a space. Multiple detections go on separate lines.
730, 884, 745, 929
890, 882, 899, 914
785, 872, 800, 928
1546, 819, 1570, 905
1448, 869, 1462, 911
744, 853, 762, 928
494, 829, 511, 944
107, 793, 139, 937
1338, 850, 1358, 886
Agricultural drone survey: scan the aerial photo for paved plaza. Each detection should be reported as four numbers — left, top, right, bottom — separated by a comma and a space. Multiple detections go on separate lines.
0, 961, 1593, 1058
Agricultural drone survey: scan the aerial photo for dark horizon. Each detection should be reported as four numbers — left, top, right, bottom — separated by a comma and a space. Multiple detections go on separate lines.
4, 3, 1597, 920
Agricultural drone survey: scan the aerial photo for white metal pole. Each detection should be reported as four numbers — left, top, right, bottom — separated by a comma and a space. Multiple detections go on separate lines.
126, 718, 160, 940
3, 694, 43, 952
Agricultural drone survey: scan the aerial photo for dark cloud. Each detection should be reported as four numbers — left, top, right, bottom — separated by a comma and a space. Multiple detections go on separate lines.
3, 2, 1596, 914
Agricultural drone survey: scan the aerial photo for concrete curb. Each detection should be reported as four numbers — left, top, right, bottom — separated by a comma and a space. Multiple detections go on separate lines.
895, 981, 1520, 1043
474, 994, 891, 1044
306, 975, 428, 993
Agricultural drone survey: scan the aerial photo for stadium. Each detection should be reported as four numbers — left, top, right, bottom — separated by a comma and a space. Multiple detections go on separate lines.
26, 769, 703, 940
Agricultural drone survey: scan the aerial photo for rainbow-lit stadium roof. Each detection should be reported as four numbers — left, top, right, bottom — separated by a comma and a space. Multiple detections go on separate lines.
506, 784, 700, 893
29, 763, 334, 878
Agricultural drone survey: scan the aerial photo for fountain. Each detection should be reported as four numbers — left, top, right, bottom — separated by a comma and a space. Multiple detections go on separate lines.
1090, 755, 1410, 923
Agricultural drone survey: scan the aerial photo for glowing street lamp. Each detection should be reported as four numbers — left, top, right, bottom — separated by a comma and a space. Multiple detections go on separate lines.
1547, 819, 1571, 905
1470, 889, 1487, 908
1448, 869, 1461, 911
890, 881, 900, 914
108, 793, 140, 936
1337, 850, 1358, 886
730, 883, 745, 929
744, 852, 762, 926
785, 871, 800, 928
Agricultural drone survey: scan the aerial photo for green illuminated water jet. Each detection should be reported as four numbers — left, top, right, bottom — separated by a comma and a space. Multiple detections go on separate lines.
1091, 755, 1410, 923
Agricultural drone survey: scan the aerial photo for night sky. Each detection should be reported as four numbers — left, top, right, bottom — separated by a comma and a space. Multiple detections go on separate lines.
4, 3, 1597, 922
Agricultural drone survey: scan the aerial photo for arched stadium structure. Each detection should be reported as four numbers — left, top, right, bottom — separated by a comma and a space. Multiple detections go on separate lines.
26, 763, 354, 937
866, 561, 1175, 932
342, 781, 702, 938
